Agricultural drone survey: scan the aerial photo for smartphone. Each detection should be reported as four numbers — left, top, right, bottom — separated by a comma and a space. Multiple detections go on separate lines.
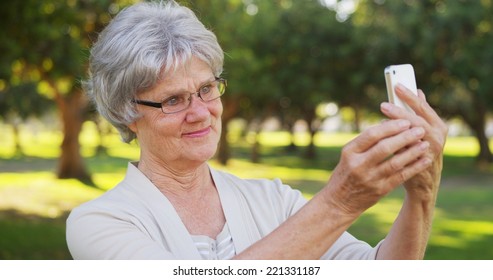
384, 64, 418, 113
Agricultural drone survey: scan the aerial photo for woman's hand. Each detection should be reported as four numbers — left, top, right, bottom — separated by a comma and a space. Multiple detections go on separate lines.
381, 84, 448, 202
323, 116, 433, 218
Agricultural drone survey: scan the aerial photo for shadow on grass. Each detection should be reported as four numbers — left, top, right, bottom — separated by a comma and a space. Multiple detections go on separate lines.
0, 209, 72, 260
0, 156, 58, 173
0, 154, 131, 173
426, 234, 493, 260
442, 155, 493, 176
228, 144, 342, 171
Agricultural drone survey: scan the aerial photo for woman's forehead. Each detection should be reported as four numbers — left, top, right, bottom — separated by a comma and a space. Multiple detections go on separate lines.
144, 58, 213, 96
160, 58, 212, 84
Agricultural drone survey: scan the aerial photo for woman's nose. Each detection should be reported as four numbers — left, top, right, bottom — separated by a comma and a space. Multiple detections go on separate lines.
185, 94, 210, 122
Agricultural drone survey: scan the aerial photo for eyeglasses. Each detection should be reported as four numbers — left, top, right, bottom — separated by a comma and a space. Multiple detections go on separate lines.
132, 77, 227, 114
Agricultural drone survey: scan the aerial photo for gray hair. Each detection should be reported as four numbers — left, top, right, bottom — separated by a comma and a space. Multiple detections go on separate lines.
85, 1, 224, 143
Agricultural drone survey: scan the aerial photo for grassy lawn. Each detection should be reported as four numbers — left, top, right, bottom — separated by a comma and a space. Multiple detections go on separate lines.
0, 122, 492, 259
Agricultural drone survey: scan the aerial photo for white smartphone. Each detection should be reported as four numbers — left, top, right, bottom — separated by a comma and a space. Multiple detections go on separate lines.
384, 64, 418, 113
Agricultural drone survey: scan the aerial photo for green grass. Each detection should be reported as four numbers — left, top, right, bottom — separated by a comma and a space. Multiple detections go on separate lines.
0, 122, 492, 259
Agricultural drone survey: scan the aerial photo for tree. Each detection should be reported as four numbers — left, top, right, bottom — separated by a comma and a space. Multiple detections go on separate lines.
232, 0, 352, 159
185, 0, 276, 163
0, 82, 53, 156
0, 0, 130, 183
422, 0, 493, 164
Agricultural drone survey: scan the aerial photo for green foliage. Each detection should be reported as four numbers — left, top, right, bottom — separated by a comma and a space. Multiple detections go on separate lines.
183, 0, 493, 161
2, 0, 492, 165
0, 83, 53, 121
0, 0, 125, 90
0, 0, 140, 179
350, 0, 493, 161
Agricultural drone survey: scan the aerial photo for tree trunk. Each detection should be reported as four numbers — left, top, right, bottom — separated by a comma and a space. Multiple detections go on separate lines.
250, 123, 262, 163
285, 120, 298, 153
353, 104, 361, 133
469, 117, 493, 165
461, 100, 493, 165
93, 116, 108, 156
217, 117, 231, 165
303, 108, 317, 159
55, 90, 93, 184
216, 97, 240, 165
305, 129, 317, 159
12, 121, 23, 157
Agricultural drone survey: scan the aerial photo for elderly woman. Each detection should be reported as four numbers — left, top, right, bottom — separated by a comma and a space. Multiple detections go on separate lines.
66, 1, 447, 260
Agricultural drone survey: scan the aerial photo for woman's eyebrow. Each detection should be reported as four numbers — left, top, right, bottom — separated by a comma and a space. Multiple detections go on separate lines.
158, 76, 216, 98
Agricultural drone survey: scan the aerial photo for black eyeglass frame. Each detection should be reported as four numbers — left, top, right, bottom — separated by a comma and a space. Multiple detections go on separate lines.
131, 77, 227, 114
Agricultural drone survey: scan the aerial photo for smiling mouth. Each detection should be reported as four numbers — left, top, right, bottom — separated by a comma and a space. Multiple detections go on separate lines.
183, 127, 211, 138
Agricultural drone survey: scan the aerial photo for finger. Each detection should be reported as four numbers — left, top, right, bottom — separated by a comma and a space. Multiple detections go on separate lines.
384, 154, 432, 188
346, 119, 411, 153
382, 96, 448, 151
377, 140, 430, 176
395, 85, 441, 125
365, 126, 426, 164
380, 102, 431, 133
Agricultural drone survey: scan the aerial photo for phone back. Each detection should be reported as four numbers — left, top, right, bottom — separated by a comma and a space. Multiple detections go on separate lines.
384, 64, 418, 112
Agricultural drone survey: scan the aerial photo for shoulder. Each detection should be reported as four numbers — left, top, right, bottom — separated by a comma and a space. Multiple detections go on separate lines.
65, 173, 174, 259
66, 163, 164, 250
210, 168, 307, 217
67, 183, 130, 219
68, 162, 163, 219
66, 180, 142, 245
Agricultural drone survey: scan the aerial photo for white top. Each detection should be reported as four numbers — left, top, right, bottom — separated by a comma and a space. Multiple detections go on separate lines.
191, 223, 235, 260
66, 162, 382, 259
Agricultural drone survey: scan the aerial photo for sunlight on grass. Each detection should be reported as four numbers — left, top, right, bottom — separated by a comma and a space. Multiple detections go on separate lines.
0, 127, 62, 159
256, 131, 488, 157
0, 172, 103, 218
256, 131, 357, 147
106, 145, 140, 161
443, 136, 482, 156
79, 121, 140, 160
430, 219, 493, 249
438, 219, 493, 235
91, 173, 126, 190
364, 198, 402, 225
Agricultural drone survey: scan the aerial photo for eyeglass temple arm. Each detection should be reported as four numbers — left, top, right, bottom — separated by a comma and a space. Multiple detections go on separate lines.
131, 99, 162, 108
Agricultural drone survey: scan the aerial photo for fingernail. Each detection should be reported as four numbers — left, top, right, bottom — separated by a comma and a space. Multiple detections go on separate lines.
413, 127, 425, 136
419, 141, 430, 150
381, 102, 392, 111
396, 83, 406, 92
398, 119, 411, 128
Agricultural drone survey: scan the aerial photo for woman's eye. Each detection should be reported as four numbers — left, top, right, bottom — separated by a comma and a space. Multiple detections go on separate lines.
200, 85, 212, 95
163, 95, 184, 106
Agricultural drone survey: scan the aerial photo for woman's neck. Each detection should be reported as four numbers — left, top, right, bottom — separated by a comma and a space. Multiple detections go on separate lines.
137, 157, 225, 238
137, 157, 212, 197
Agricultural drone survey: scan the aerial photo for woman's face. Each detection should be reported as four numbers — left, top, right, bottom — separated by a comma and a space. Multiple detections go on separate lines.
129, 57, 223, 170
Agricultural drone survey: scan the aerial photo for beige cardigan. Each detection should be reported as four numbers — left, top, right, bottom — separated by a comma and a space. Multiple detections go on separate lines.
66, 162, 381, 259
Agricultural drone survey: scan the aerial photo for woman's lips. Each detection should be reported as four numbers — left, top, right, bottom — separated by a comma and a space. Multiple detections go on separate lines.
183, 127, 211, 138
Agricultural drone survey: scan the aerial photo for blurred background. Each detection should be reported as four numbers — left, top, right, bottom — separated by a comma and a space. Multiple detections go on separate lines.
0, 0, 492, 259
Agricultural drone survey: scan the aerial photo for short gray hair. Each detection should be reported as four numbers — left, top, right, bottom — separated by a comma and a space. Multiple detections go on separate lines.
85, 1, 224, 143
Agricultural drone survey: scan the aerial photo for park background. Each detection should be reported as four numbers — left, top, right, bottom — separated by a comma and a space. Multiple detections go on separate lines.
1, 0, 492, 259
